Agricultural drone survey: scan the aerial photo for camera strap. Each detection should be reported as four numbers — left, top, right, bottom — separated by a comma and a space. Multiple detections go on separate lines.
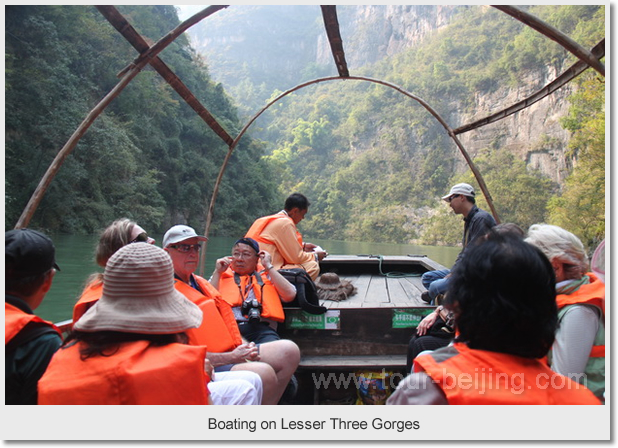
233, 272, 265, 303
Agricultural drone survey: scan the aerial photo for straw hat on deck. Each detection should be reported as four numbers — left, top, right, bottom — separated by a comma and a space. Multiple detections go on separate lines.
315, 272, 357, 302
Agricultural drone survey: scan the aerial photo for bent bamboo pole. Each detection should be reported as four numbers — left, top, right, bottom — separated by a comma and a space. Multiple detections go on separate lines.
199, 75, 500, 273
493, 5, 605, 76
15, 5, 227, 229
455, 39, 605, 135
15, 65, 143, 229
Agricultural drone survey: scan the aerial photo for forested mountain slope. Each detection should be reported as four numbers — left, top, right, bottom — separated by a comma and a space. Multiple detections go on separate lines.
6, 6, 604, 250
186, 5, 604, 248
5, 5, 280, 236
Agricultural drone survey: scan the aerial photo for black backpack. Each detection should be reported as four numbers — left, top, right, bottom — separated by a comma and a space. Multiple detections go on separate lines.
277, 268, 327, 315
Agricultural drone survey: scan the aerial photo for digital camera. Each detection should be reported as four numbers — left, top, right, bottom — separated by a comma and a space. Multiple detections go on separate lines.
241, 298, 262, 322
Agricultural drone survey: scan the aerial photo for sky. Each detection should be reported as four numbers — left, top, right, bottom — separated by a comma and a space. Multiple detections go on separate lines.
176, 5, 218, 21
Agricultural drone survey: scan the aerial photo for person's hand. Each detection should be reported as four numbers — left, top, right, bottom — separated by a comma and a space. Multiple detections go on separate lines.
215, 256, 233, 273
204, 358, 214, 381
258, 250, 273, 268
232, 342, 260, 363
416, 311, 438, 336
316, 250, 328, 261
303, 242, 318, 252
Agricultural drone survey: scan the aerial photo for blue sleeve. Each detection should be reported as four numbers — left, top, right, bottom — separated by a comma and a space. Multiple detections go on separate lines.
452, 212, 496, 269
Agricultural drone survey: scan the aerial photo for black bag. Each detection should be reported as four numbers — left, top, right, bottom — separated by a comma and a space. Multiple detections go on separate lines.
428, 313, 455, 337
277, 268, 327, 315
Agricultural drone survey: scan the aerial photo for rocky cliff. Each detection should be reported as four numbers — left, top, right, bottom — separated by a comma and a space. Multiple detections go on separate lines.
186, 5, 580, 185
330, 5, 460, 68
454, 65, 573, 185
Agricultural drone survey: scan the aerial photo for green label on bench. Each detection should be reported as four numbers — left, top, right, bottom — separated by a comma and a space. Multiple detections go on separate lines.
392, 309, 433, 328
286, 310, 341, 330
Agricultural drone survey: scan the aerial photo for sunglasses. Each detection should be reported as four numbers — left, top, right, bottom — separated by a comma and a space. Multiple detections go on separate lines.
130, 232, 155, 244
169, 244, 201, 253
446, 194, 460, 203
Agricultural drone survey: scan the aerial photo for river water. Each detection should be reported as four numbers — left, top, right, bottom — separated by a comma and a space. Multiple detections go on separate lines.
39, 234, 460, 323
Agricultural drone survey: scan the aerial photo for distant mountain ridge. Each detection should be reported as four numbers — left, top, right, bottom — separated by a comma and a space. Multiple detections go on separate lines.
186, 5, 460, 96
182, 5, 604, 245
185, 5, 573, 184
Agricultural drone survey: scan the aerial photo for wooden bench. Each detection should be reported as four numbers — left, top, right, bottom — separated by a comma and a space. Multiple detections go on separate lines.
299, 354, 407, 370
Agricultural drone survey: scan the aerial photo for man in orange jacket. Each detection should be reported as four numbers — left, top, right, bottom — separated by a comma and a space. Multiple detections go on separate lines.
5, 229, 63, 405
245, 193, 327, 280
210, 237, 296, 343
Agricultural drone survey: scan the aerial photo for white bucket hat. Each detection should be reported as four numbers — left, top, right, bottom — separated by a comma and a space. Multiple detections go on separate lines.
74, 243, 202, 334
163, 224, 208, 248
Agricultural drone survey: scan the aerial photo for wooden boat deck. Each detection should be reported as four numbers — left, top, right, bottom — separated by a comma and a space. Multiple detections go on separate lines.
317, 254, 442, 309
321, 273, 427, 309
278, 254, 445, 404
279, 255, 444, 359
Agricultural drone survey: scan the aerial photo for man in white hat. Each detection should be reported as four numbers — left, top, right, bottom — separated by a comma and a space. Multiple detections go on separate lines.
420, 183, 496, 304
164, 225, 300, 405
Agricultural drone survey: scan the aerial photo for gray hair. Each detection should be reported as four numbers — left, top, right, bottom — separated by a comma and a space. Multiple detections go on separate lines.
525, 224, 588, 280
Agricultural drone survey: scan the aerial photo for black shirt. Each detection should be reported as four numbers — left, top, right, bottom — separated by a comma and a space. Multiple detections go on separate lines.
5, 295, 62, 405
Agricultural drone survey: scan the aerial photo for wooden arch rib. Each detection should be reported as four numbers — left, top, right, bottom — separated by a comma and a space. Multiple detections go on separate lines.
454, 38, 605, 135
493, 5, 605, 76
16, 5, 602, 237
199, 75, 500, 272
321, 6, 350, 77
96, 6, 234, 146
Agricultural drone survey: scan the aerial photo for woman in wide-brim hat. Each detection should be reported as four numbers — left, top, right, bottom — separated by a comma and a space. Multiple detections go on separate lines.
315, 272, 357, 302
38, 243, 212, 405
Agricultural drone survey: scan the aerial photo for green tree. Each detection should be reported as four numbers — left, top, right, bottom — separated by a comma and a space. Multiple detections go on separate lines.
5, 6, 280, 236
417, 148, 555, 246
548, 74, 605, 248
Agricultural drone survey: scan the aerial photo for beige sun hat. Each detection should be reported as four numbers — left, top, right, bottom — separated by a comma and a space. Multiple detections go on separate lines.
315, 272, 357, 302
74, 243, 202, 334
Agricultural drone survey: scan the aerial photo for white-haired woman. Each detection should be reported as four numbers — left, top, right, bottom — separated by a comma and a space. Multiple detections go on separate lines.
525, 224, 605, 401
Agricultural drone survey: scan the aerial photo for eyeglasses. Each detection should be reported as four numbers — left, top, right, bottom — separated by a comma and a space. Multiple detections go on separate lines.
130, 232, 155, 244
446, 194, 460, 203
232, 251, 257, 260
169, 244, 201, 253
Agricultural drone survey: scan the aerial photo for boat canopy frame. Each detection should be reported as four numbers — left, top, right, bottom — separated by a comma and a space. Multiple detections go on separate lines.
14, 5, 605, 274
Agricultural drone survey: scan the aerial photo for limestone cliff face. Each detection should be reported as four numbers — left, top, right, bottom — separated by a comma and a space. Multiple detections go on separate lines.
453, 65, 573, 184
322, 5, 460, 68
186, 5, 576, 185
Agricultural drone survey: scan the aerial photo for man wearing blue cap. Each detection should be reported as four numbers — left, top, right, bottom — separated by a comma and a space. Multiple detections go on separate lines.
5, 228, 63, 405
211, 237, 297, 343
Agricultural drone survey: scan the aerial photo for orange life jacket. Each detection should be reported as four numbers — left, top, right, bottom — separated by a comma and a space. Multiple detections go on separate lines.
245, 212, 303, 247
556, 273, 605, 359
38, 340, 210, 405
218, 267, 285, 323
414, 343, 600, 405
174, 276, 243, 352
72, 281, 103, 324
5, 303, 61, 344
